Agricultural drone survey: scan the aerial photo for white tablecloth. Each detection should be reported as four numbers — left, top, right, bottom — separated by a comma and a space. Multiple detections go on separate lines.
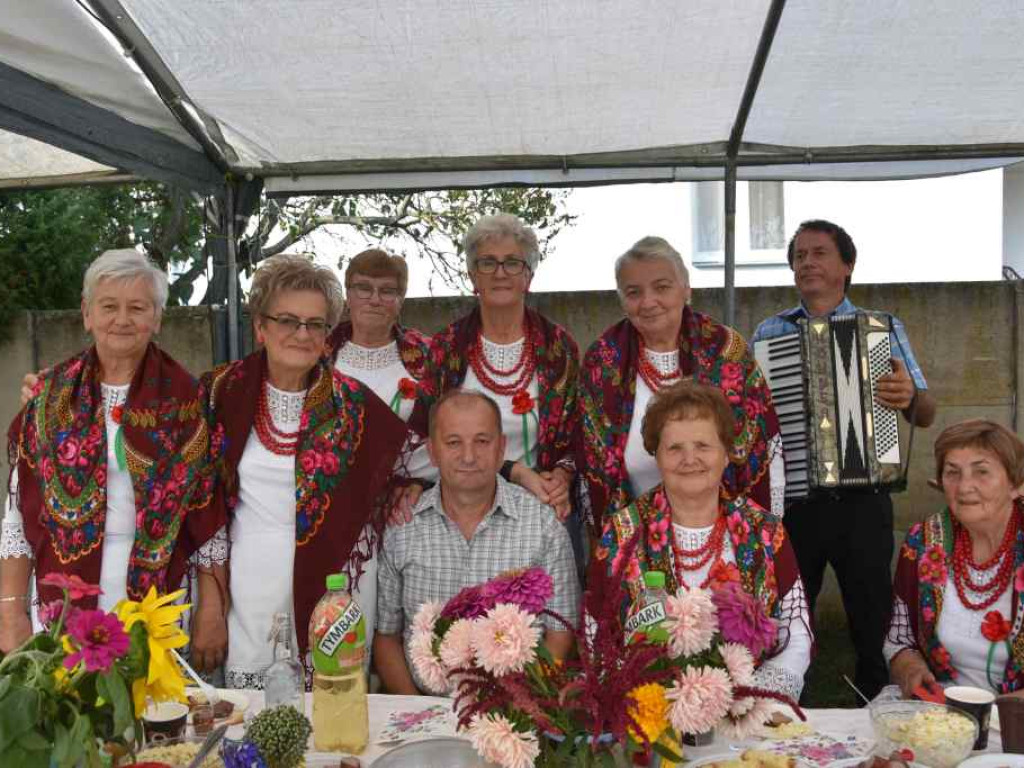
226, 693, 1004, 766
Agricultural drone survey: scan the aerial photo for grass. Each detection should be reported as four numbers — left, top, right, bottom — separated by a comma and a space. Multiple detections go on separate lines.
800, 604, 860, 709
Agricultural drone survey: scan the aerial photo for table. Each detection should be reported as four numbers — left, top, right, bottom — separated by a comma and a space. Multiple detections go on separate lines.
229, 693, 1004, 766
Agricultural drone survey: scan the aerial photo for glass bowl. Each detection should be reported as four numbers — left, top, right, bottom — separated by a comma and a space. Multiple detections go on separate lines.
132, 735, 222, 767
868, 699, 978, 768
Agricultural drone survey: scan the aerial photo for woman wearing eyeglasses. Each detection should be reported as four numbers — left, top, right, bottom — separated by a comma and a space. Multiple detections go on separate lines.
189, 254, 409, 688
408, 214, 580, 521
327, 249, 431, 423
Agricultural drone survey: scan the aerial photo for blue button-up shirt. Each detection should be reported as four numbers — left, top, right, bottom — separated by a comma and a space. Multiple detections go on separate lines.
751, 296, 927, 390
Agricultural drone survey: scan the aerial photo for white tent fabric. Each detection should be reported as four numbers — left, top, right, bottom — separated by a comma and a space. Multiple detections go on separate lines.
0, 133, 129, 189
2, 0, 1024, 188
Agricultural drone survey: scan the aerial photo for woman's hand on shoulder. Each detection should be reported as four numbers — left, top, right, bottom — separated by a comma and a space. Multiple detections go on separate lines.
511, 463, 571, 521
20, 371, 43, 407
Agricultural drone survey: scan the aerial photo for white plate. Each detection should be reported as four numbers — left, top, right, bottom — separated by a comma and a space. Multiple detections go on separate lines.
959, 755, 1024, 768
184, 687, 250, 717
686, 754, 770, 768
824, 759, 927, 768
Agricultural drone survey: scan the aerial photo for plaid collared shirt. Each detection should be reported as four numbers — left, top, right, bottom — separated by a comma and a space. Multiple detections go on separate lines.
377, 476, 581, 689
751, 296, 927, 390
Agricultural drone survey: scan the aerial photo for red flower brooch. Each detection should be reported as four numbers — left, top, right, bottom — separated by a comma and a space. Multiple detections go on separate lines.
511, 389, 535, 415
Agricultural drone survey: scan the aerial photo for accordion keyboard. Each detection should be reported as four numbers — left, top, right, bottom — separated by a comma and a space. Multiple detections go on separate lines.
754, 333, 809, 500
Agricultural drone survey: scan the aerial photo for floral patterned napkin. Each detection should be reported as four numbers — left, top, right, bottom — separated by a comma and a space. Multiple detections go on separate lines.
375, 704, 459, 744
759, 733, 873, 767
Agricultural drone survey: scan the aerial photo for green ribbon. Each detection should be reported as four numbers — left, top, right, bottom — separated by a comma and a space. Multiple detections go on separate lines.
388, 391, 402, 414
521, 411, 539, 468
114, 425, 127, 473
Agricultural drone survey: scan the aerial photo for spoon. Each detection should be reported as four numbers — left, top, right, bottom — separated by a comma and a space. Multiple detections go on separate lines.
843, 674, 872, 706
172, 648, 220, 705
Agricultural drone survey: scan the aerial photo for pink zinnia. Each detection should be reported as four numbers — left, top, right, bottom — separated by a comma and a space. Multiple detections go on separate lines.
471, 603, 540, 677
439, 618, 476, 671
479, 568, 554, 616
666, 666, 734, 735
664, 587, 718, 657
441, 585, 490, 620
467, 713, 539, 768
38, 599, 68, 629
63, 609, 130, 672
40, 573, 103, 601
711, 582, 777, 659
718, 642, 755, 686
409, 626, 451, 695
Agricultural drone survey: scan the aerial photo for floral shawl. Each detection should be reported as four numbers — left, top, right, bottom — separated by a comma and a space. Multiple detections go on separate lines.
7, 344, 213, 607
893, 506, 1024, 692
408, 306, 579, 469
595, 485, 798, 625
578, 309, 780, 531
201, 350, 408, 659
326, 321, 432, 381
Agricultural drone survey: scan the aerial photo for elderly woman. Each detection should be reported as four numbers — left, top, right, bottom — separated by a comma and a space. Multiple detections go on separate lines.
190, 254, 409, 687
327, 249, 431, 421
886, 420, 1024, 695
596, 382, 812, 701
0, 249, 213, 652
580, 236, 784, 534
408, 213, 579, 519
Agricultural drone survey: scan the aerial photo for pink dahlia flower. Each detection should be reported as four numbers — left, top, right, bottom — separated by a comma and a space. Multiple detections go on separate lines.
479, 568, 554, 616
467, 713, 539, 768
664, 587, 718, 657
439, 618, 476, 671
711, 582, 777, 659
666, 666, 734, 735
442, 584, 490, 621
471, 603, 540, 677
63, 609, 130, 672
718, 642, 755, 686
411, 600, 443, 638
409, 626, 451, 695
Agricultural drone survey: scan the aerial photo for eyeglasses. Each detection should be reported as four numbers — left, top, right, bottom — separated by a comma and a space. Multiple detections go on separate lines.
348, 283, 401, 302
474, 257, 530, 276
261, 314, 331, 337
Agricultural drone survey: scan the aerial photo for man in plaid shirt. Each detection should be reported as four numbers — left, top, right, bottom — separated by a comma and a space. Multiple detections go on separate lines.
751, 219, 936, 702
374, 389, 580, 694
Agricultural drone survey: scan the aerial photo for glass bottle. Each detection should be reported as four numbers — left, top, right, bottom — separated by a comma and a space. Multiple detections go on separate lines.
264, 611, 304, 713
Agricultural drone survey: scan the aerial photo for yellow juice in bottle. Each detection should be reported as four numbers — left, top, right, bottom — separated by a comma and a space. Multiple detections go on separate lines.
309, 572, 367, 753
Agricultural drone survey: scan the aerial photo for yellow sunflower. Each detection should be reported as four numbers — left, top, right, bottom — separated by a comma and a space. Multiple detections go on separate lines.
116, 587, 190, 716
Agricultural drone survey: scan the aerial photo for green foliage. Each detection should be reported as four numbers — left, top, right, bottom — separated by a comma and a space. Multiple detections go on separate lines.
244, 704, 313, 768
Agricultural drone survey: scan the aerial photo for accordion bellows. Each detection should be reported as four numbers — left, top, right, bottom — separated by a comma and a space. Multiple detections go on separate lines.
755, 311, 904, 501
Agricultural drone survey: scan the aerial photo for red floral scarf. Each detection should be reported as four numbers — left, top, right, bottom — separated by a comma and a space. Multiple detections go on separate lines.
893, 506, 1024, 692
578, 309, 780, 531
201, 350, 408, 658
8, 344, 213, 606
408, 306, 579, 470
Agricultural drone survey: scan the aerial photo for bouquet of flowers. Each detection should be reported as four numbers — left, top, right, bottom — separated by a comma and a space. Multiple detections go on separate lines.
410, 547, 801, 768
0, 573, 190, 768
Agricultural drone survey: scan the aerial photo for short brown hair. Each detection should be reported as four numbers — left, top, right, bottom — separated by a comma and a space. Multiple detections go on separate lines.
344, 248, 409, 297
641, 381, 735, 455
249, 253, 345, 326
428, 389, 503, 439
934, 419, 1024, 486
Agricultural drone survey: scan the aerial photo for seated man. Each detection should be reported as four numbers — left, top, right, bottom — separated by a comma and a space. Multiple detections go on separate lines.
374, 388, 580, 694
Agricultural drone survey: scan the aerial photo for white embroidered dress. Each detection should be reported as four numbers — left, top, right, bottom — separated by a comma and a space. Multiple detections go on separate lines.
1, 384, 135, 627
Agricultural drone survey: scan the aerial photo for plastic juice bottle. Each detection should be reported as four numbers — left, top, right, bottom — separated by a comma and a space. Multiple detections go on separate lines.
624, 570, 670, 645
309, 572, 368, 753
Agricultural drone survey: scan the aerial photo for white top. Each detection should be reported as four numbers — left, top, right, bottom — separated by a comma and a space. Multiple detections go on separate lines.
224, 384, 378, 689
334, 340, 435, 481
673, 522, 812, 701
462, 336, 540, 467
1, 383, 134, 627
624, 349, 786, 518
884, 561, 1013, 693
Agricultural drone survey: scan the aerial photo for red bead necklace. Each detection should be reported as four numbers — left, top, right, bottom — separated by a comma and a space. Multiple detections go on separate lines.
637, 337, 682, 393
671, 515, 727, 589
467, 323, 537, 396
951, 510, 1020, 611
254, 381, 301, 456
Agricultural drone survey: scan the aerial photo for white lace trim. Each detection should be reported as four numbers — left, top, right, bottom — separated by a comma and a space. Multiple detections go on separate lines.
100, 383, 129, 421
265, 384, 305, 428
0, 519, 32, 560
753, 661, 804, 701
644, 347, 681, 379
336, 340, 401, 371
768, 434, 786, 519
194, 526, 229, 568
481, 335, 526, 378
672, 522, 715, 553
883, 594, 915, 664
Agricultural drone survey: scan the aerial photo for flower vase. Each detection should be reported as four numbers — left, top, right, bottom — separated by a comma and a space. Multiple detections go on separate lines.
539, 732, 628, 767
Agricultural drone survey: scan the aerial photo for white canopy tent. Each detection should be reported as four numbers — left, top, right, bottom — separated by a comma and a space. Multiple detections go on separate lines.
3, 0, 1024, 340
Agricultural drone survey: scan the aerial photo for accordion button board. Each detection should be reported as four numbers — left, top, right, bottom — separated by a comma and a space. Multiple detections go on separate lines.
754, 311, 903, 501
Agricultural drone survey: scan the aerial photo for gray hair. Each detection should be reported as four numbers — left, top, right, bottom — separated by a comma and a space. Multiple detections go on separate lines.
82, 248, 169, 317
463, 214, 541, 272
249, 253, 345, 327
614, 236, 690, 295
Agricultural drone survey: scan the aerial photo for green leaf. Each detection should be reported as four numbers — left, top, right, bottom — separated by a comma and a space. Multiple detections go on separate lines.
652, 740, 685, 761
53, 720, 72, 766
0, 685, 39, 752
0, 676, 12, 701
123, 621, 150, 679
2, 742, 49, 768
99, 669, 134, 735
16, 729, 50, 751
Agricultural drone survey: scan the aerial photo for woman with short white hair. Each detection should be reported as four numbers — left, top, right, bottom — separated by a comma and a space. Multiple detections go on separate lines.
578, 236, 784, 536
0, 248, 213, 652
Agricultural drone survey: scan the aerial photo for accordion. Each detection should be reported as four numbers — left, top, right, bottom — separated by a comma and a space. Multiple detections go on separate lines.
753, 311, 904, 502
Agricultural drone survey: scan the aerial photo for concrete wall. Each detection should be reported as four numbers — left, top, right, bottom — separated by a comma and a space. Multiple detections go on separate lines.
1, 281, 1017, 587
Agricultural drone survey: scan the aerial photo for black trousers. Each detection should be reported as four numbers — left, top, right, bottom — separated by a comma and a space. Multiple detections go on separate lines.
784, 490, 894, 702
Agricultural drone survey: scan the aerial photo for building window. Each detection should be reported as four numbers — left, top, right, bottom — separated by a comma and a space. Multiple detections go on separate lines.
692, 180, 788, 269
749, 181, 785, 249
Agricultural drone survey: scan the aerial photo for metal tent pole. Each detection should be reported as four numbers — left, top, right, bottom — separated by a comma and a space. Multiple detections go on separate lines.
226, 182, 239, 361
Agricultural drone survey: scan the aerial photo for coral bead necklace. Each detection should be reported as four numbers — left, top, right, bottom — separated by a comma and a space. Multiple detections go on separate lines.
671, 515, 727, 589
951, 509, 1019, 611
